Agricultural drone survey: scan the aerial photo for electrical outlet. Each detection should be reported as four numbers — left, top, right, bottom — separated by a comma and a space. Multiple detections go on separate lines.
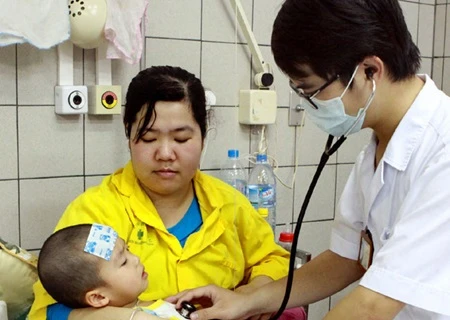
288, 90, 305, 126
88, 85, 122, 115
238, 89, 277, 125
55, 86, 88, 115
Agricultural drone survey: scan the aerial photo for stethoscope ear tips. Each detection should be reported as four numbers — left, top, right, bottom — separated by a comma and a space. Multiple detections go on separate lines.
365, 68, 374, 79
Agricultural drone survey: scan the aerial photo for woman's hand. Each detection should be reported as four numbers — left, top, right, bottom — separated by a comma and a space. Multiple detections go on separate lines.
167, 285, 258, 320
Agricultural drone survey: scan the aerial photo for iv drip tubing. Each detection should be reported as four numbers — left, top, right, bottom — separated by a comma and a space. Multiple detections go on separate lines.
271, 134, 347, 319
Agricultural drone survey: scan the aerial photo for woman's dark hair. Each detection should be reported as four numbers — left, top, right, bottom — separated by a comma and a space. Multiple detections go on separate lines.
271, 0, 421, 84
124, 66, 207, 141
38, 224, 107, 308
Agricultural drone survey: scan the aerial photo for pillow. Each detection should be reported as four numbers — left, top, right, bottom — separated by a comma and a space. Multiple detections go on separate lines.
0, 237, 38, 320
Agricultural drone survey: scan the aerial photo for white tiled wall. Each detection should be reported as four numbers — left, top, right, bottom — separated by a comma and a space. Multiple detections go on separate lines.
0, 1, 447, 319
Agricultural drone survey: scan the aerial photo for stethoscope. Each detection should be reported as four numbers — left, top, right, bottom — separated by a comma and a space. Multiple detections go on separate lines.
271, 78, 376, 319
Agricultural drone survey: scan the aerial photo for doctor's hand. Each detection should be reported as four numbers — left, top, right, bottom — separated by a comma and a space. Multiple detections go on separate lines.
167, 284, 258, 320
234, 277, 274, 320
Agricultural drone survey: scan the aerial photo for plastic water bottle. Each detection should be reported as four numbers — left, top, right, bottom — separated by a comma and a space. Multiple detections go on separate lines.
247, 154, 276, 232
278, 225, 303, 269
220, 149, 247, 195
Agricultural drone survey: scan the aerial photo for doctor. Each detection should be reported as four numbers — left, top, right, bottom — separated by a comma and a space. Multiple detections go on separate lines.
169, 0, 450, 319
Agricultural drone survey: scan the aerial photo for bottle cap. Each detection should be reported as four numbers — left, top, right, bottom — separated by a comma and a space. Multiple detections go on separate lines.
257, 208, 268, 218
228, 149, 239, 158
256, 154, 267, 162
279, 231, 294, 243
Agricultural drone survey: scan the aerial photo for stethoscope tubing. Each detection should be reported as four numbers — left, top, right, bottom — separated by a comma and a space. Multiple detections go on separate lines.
271, 134, 347, 319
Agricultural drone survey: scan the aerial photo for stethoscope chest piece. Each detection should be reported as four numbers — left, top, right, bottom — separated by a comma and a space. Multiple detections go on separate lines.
179, 301, 197, 319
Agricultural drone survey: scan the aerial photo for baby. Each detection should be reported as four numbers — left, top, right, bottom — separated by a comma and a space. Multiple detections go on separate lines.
38, 224, 194, 319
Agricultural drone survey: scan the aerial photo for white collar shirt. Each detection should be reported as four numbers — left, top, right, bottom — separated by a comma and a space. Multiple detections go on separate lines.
330, 75, 450, 319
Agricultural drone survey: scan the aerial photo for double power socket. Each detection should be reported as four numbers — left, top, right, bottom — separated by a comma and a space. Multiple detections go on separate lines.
55, 85, 122, 115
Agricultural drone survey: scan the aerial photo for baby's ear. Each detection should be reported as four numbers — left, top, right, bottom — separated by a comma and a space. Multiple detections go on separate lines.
85, 290, 109, 308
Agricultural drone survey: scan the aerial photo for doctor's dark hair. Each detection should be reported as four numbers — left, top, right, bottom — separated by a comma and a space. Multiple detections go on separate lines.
271, 0, 421, 84
124, 66, 208, 142
38, 224, 106, 308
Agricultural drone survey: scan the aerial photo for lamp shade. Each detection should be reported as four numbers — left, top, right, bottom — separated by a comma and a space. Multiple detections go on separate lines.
68, 0, 107, 49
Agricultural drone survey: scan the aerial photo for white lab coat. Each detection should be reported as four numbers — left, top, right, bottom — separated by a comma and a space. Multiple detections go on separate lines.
331, 75, 450, 319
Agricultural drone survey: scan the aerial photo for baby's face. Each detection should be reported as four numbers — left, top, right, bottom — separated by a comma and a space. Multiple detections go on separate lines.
98, 237, 149, 306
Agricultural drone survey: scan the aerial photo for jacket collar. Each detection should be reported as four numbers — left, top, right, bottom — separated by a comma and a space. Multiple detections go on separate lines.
111, 164, 226, 228
382, 75, 439, 171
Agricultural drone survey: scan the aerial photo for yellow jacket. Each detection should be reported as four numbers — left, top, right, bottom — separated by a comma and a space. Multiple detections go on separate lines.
29, 162, 289, 319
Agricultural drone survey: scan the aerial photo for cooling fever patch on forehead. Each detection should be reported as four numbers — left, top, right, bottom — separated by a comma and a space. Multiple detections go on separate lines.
84, 223, 118, 261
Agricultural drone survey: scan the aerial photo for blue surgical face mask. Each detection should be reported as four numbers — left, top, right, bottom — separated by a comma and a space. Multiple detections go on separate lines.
303, 66, 376, 137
